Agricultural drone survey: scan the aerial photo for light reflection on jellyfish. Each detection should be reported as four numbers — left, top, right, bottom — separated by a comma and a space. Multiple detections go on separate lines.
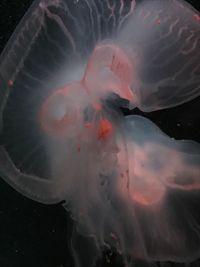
0, 0, 200, 266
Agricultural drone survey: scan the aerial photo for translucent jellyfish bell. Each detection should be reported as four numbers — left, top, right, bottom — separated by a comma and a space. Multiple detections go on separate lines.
0, 0, 200, 267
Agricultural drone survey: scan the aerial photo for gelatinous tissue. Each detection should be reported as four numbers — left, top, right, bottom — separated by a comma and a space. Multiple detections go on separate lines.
0, 0, 200, 266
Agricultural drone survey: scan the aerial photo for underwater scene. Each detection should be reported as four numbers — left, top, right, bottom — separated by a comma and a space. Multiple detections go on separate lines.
0, 0, 200, 266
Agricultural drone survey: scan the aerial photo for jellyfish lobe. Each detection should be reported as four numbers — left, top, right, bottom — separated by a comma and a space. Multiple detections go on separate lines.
83, 43, 134, 103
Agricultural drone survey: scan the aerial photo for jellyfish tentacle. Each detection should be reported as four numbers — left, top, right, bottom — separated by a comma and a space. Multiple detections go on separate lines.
0, 146, 62, 204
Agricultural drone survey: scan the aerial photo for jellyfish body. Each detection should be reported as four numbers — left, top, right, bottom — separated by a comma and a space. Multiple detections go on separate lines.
0, 0, 200, 266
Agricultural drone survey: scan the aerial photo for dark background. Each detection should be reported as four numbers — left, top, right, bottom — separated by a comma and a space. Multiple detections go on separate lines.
0, 1, 200, 267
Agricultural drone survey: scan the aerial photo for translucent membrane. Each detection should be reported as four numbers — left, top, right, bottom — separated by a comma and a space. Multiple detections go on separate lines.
0, 0, 200, 266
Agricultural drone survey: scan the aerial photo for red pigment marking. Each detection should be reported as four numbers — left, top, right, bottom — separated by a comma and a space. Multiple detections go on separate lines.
155, 18, 161, 24
85, 122, 93, 128
193, 14, 200, 22
93, 102, 102, 112
8, 80, 13, 86
110, 232, 118, 240
133, 194, 150, 206
77, 145, 81, 152
97, 118, 113, 140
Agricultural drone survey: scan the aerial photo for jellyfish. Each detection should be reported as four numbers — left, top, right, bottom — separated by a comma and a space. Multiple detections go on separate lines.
0, 0, 200, 266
